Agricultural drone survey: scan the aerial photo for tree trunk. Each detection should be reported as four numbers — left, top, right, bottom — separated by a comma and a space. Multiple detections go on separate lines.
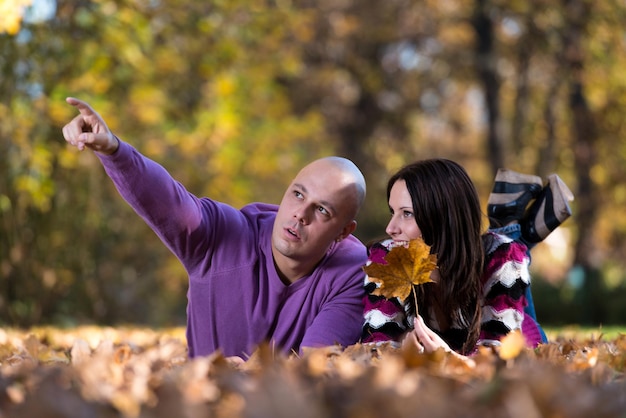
511, 14, 533, 154
536, 75, 561, 177
563, 0, 604, 324
473, 0, 504, 173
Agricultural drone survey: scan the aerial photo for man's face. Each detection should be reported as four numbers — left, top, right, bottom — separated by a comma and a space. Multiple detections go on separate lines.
271, 159, 357, 280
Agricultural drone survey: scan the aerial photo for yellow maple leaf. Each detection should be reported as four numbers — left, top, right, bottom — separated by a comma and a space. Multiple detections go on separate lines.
364, 238, 437, 302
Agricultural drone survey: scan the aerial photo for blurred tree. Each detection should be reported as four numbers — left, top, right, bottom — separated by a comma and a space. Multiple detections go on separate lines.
561, 0, 602, 323
472, 0, 505, 171
1, 0, 625, 327
0, 0, 33, 35
1, 0, 328, 326
280, 0, 487, 238
277, 0, 625, 325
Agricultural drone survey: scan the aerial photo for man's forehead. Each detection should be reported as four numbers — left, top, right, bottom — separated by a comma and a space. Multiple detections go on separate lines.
296, 160, 353, 182
297, 158, 337, 174
291, 159, 359, 212
292, 166, 353, 192
292, 182, 338, 211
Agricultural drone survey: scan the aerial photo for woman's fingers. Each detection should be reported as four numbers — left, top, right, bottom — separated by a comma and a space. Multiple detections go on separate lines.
401, 329, 424, 353
412, 315, 452, 353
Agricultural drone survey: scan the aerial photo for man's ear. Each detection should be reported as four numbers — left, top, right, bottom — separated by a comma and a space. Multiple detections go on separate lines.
335, 220, 357, 242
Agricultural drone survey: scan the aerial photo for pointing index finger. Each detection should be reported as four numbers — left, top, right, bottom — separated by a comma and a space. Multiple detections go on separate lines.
66, 97, 98, 118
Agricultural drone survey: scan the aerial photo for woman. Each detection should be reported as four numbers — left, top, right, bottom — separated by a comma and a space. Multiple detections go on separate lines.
362, 159, 573, 355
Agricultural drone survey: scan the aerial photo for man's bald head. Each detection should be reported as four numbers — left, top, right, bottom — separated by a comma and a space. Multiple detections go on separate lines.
296, 156, 366, 221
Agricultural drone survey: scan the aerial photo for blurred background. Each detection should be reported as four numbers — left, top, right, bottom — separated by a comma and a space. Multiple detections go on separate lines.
1, 0, 625, 328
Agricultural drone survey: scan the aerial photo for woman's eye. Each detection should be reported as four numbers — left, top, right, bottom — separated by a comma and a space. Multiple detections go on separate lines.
403, 211, 413, 218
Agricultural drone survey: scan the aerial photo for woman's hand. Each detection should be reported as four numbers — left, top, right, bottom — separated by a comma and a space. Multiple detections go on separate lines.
402, 315, 474, 366
402, 314, 452, 353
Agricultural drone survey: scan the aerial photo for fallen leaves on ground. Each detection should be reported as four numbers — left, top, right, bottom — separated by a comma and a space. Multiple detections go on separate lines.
0, 326, 625, 417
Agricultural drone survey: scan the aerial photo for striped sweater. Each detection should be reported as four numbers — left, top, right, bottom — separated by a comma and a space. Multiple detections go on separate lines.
362, 233, 543, 351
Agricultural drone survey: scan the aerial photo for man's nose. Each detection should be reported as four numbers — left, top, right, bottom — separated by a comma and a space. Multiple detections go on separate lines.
294, 207, 311, 224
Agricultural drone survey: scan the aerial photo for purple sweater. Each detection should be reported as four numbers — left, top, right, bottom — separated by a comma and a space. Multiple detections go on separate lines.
98, 140, 368, 358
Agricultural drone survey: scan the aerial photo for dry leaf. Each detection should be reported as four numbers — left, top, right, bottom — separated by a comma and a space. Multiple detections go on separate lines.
499, 330, 526, 360
1, 326, 625, 418
364, 238, 437, 301
70, 339, 92, 365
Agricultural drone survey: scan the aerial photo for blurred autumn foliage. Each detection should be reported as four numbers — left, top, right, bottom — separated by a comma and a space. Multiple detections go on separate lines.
0, 327, 625, 417
2, 0, 626, 327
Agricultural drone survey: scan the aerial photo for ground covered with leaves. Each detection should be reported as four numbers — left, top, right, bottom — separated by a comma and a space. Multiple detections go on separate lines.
0, 326, 625, 418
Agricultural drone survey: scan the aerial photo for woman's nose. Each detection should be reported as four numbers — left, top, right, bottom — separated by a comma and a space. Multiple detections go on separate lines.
386, 217, 399, 236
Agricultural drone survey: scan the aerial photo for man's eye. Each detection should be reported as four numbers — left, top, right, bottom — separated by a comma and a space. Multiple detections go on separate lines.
294, 191, 303, 199
318, 206, 329, 215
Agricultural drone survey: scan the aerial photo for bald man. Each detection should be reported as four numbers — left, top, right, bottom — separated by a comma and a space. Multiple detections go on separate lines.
62, 98, 368, 359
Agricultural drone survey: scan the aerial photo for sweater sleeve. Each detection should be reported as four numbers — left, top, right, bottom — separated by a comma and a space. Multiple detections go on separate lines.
300, 270, 366, 350
96, 139, 210, 266
361, 242, 408, 343
479, 233, 541, 347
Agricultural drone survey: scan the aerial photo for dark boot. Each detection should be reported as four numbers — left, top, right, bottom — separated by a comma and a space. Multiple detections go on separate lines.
487, 169, 543, 228
521, 174, 574, 243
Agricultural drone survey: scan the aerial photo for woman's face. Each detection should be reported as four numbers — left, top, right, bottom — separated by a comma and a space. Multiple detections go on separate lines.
386, 179, 422, 242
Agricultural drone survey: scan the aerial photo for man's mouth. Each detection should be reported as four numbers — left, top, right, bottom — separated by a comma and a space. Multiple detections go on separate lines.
286, 226, 300, 239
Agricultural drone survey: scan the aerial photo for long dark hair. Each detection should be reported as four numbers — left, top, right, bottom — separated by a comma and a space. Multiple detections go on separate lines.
387, 159, 484, 354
